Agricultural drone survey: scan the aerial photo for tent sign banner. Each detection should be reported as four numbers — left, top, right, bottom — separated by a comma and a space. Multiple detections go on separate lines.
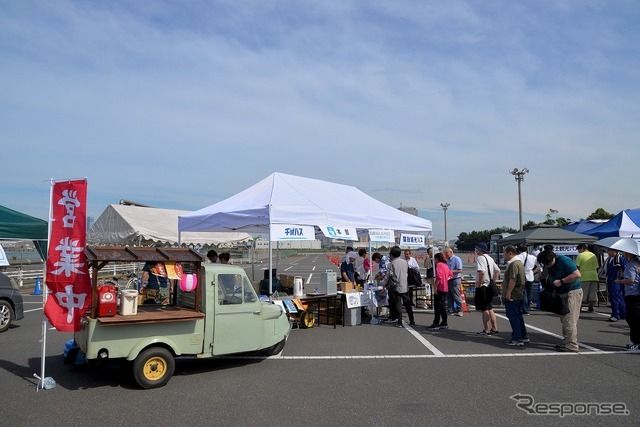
319, 225, 358, 241
400, 233, 425, 247
270, 224, 315, 241
369, 229, 395, 243
554, 244, 579, 255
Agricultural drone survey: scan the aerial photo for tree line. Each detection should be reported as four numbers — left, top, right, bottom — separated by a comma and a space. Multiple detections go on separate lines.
454, 207, 615, 251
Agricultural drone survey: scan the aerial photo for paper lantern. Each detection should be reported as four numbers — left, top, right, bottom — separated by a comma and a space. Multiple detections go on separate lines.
179, 274, 198, 292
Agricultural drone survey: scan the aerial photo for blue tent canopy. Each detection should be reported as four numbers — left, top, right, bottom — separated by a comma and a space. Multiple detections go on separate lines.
563, 219, 606, 234
583, 209, 640, 239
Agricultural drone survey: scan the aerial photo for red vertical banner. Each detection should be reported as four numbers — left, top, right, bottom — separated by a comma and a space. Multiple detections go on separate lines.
45, 179, 92, 332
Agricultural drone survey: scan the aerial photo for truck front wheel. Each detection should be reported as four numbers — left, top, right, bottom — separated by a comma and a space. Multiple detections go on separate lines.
132, 347, 175, 389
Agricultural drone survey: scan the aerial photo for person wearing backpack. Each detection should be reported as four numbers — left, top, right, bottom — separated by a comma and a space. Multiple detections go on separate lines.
474, 242, 500, 336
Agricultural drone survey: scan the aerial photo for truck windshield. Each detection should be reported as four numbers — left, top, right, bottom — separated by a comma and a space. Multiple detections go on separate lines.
218, 274, 257, 305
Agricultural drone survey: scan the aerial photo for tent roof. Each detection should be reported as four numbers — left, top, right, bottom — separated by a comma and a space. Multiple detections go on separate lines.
499, 226, 597, 246
562, 219, 606, 234
178, 172, 432, 234
582, 209, 640, 239
0, 204, 48, 241
88, 204, 252, 246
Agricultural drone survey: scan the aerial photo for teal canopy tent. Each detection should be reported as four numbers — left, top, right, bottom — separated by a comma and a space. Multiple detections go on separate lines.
0, 205, 48, 260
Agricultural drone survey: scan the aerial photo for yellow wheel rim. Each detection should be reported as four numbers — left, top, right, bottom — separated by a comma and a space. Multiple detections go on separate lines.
143, 356, 168, 381
301, 311, 315, 328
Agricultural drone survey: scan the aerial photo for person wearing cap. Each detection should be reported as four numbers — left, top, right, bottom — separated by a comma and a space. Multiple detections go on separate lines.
340, 246, 355, 264
612, 249, 640, 351
341, 251, 358, 285
474, 242, 500, 336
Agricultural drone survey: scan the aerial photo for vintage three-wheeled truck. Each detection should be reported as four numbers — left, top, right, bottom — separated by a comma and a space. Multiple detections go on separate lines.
75, 246, 290, 389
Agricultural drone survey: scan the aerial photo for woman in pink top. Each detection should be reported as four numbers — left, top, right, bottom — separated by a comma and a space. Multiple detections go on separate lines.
428, 252, 454, 330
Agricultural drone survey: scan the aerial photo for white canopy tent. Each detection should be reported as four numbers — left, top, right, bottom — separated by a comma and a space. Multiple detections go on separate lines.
88, 204, 252, 246
178, 172, 432, 293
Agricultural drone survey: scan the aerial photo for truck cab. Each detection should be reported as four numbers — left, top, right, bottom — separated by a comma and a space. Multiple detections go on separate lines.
76, 246, 290, 388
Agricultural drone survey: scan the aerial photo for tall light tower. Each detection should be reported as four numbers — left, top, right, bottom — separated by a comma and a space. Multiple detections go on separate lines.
440, 203, 450, 246
509, 168, 529, 231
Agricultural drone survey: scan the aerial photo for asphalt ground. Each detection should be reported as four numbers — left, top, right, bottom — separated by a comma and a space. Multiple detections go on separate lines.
2, 253, 640, 426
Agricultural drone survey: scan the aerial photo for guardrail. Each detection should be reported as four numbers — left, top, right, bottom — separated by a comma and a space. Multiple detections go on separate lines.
5, 263, 141, 287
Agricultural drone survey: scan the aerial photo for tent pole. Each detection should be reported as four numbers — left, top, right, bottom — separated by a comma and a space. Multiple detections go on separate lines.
268, 235, 273, 299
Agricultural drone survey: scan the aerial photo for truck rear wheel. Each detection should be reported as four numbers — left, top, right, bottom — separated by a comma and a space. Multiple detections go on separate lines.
132, 347, 175, 389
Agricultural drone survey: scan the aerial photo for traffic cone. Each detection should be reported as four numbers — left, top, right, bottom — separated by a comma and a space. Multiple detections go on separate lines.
32, 277, 42, 295
460, 286, 470, 312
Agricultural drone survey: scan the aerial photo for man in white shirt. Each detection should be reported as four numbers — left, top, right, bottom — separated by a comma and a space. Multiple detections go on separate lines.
517, 244, 539, 315
474, 243, 500, 335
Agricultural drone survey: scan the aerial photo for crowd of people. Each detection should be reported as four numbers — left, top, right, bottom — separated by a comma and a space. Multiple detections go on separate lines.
142, 243, 639, 351
364, 242, 640, 352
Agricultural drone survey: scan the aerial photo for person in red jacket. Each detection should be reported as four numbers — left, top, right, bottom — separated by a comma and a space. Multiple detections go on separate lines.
428, 252, 453, 330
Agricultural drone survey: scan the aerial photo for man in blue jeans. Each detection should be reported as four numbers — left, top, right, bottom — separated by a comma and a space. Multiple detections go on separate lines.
503, 245, 528, 346
606, 248, 627, 322
444, 247, 464, 316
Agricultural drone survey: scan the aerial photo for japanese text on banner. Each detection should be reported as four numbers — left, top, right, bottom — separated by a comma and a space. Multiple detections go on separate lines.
45, 179, 92, 332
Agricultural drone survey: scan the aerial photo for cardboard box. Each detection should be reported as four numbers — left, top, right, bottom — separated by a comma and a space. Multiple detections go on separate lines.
338, 281, 355, 292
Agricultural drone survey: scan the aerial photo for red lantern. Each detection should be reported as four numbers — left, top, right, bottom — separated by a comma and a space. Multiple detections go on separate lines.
179, 274, 198, 292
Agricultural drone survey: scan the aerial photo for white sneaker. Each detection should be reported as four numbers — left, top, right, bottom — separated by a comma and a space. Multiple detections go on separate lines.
454, 312, 463, 317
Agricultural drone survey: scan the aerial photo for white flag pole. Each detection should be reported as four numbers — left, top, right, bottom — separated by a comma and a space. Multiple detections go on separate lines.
36, 178, 54, 390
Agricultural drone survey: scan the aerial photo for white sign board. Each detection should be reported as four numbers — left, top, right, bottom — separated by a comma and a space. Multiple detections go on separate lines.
344, 291, 374, 308
553, 244, 579, 256
0, 244, 9, 267
270, 224, 316, 241
319, 225, 358, 241
369, 229, 395, 243
400, 233, 425, 247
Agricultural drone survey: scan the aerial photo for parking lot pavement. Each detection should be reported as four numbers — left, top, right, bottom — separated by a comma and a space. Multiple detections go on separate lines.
276, 306, 636, 360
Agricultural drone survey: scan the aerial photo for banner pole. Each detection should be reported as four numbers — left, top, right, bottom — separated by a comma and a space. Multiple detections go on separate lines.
36, 178, 54, 390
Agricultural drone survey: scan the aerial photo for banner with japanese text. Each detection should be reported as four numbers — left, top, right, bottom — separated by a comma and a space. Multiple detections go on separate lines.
318, 225, 358, 241
400, 233, 425, 247
45, 179, 91, 332
270, 224, 316, 241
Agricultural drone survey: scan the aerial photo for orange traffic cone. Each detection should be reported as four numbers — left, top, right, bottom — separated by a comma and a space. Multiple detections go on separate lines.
460, 286, 470, 312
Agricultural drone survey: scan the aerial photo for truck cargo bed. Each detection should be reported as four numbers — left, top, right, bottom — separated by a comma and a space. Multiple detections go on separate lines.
96, 305, 205, 326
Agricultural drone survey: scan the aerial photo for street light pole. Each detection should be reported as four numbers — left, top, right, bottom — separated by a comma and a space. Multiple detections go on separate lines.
440, 203, 450, 246
509, 168, 529, 231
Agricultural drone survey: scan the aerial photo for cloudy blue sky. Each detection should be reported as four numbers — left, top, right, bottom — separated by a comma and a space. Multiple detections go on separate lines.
1, 1, 639, 240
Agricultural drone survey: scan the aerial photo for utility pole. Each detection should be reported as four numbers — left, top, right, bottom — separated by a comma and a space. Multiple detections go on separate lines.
509, 168, 529, 231
440, 203, 450, 246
